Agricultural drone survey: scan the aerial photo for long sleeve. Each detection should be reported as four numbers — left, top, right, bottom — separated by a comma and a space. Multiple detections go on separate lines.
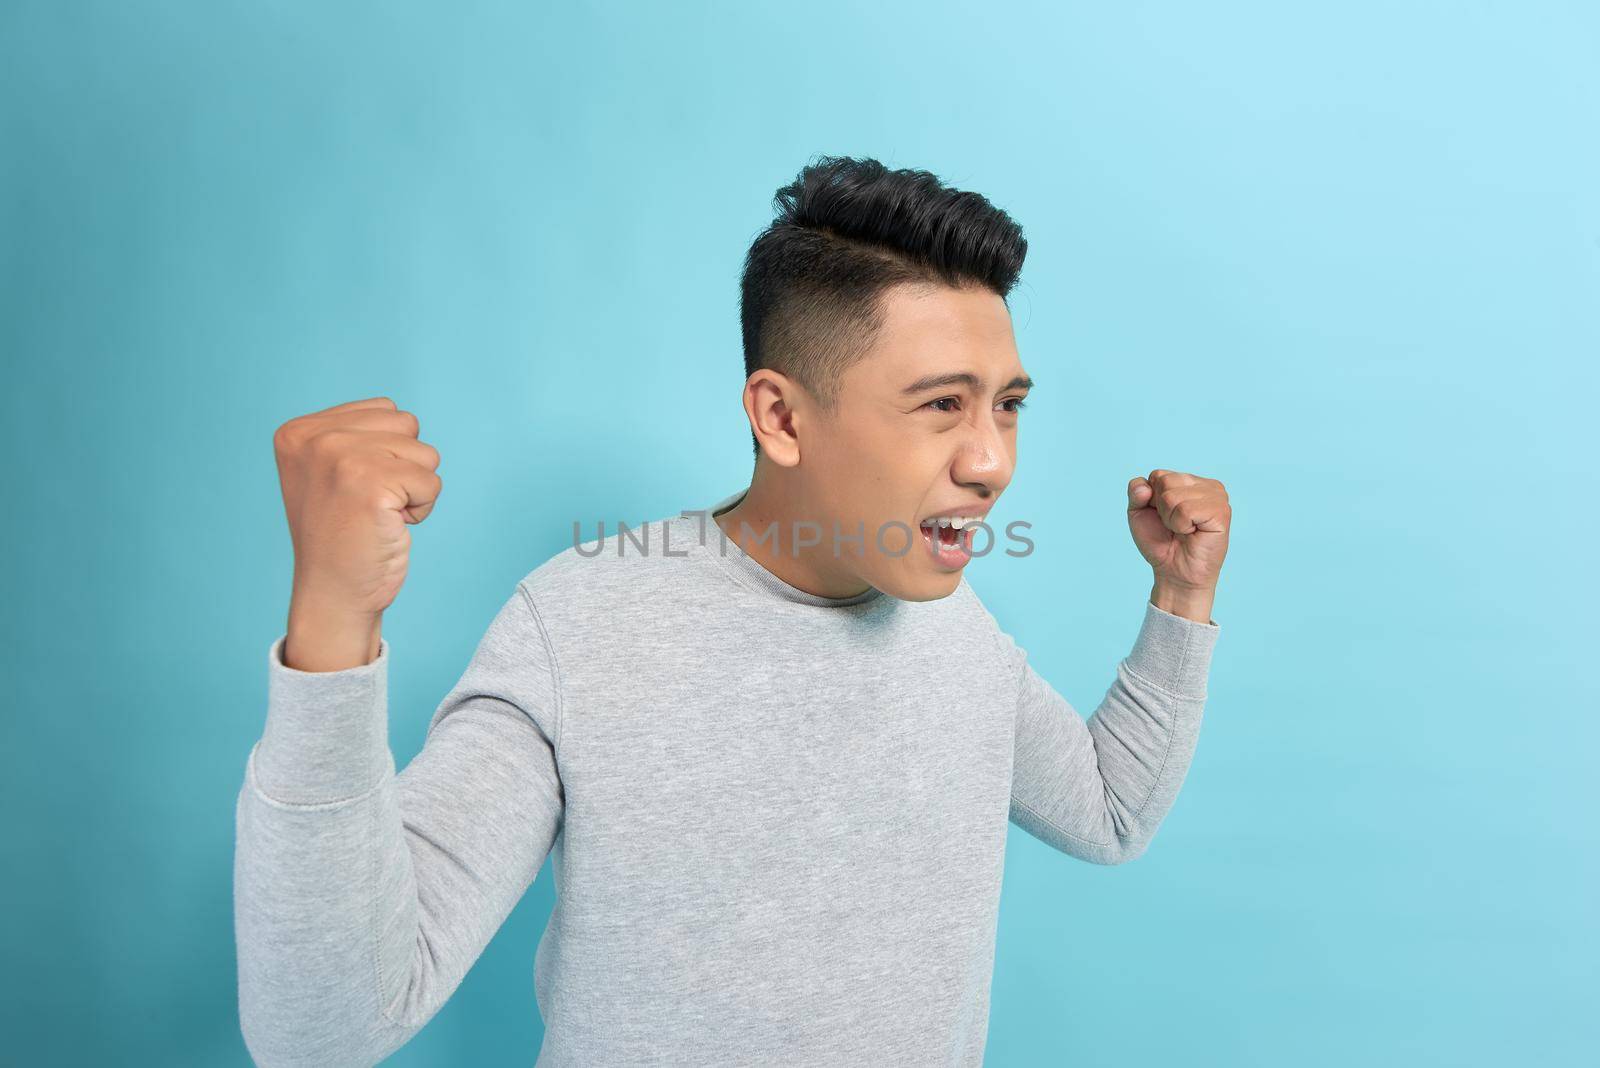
1004, 601, 1220, 866
233, 582, 566, 1067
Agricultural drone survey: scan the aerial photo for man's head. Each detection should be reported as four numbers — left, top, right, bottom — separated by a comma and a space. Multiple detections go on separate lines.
733, 155, 1032, 601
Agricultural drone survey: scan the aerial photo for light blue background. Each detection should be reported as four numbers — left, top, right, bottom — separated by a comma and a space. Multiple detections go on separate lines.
3, 2, 1595, 1064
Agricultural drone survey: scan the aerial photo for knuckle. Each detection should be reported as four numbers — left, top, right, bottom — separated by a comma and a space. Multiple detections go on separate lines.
273, 418, 308, 453
306, 428, 345, 458
330, 451, 368, 483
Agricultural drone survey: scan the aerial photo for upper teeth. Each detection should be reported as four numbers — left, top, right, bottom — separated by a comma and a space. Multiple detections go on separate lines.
928, 516, 981, 529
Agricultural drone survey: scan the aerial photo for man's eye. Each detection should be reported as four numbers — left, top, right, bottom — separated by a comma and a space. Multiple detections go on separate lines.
925, 397, 960, 413
999, 398, 1027, 413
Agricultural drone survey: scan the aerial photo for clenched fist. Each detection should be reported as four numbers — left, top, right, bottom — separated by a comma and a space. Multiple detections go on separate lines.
1126, 469, 1230, 623
274, 396, 442, 671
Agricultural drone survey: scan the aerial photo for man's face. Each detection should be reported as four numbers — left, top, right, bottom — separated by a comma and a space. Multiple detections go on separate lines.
802, 281, 1029, 602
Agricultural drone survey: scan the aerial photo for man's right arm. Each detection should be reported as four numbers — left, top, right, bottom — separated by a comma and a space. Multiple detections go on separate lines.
234, 581, 565, 1066
236, 397, 564, 1065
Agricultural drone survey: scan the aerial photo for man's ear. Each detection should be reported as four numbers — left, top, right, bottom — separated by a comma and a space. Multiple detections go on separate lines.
744, 370, 802, 467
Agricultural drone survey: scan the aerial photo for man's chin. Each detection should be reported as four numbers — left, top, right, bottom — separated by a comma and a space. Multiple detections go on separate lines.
874, 565, 964, 603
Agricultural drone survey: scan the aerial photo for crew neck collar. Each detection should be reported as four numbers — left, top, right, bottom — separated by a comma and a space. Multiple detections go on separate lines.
683, 488, 886, 608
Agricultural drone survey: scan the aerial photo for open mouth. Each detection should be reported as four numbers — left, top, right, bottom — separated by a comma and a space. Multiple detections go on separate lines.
917, 515, 983, 566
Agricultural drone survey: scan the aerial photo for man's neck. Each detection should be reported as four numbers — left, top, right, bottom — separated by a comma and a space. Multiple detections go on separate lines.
713, 477, 873, 600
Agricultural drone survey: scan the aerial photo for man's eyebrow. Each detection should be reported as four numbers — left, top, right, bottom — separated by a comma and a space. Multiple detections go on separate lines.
900, 371, 1035, 395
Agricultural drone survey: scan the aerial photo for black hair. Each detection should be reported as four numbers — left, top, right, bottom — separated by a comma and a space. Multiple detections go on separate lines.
738, 154, 1028, 457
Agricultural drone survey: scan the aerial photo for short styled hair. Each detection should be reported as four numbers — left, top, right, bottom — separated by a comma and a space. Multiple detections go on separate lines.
738, 155, 1028, 457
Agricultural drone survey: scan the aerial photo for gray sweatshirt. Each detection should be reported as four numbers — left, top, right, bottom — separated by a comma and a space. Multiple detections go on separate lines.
234, 489, 1220, 1066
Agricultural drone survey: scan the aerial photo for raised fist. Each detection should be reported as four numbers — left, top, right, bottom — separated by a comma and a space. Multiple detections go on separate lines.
273, 397, 441, 667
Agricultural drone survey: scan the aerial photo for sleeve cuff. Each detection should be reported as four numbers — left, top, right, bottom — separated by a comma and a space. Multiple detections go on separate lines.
252, 633, 392, 805
1122, 601, 1220, 700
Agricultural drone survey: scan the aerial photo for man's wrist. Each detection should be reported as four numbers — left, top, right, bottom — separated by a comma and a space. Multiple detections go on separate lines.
1149, 581, 1216, 624
285, 590, 383, 672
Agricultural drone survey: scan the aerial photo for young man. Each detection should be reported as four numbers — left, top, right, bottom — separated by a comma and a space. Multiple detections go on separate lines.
235, 155, 1229, 1066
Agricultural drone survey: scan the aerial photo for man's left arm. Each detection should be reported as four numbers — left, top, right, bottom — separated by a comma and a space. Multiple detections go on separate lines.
1006, 469, 1230, 865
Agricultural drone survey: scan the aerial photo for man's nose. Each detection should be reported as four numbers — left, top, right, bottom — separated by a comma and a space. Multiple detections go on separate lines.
952, 418, 1014, 495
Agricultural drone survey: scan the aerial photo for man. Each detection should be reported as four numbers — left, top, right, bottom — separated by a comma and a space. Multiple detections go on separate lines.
235, 155, 1229, 1066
